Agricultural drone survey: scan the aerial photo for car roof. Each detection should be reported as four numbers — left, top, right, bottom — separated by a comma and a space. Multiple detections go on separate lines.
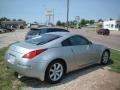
31, 27, 68, 30
44, 32, 76, 37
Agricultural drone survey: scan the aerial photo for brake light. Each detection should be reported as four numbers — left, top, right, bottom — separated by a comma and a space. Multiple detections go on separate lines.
23, 48, 47, 59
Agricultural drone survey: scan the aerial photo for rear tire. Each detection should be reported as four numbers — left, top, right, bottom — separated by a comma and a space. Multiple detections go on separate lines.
101, 50, 110, 65
45, 60, 65, 84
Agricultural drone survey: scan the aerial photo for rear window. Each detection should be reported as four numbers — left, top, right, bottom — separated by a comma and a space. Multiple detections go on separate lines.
26, 34, 61, 45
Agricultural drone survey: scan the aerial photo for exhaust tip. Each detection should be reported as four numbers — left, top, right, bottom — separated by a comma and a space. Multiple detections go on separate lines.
18, 74, 24, 79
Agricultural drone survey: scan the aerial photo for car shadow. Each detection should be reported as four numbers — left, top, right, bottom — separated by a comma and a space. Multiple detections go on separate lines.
19, 64, 109, 88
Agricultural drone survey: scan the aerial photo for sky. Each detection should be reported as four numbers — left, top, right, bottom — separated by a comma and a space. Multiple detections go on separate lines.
0, 0, 120, 23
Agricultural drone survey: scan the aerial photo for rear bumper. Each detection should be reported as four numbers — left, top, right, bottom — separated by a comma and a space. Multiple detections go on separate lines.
5, 60, 47, 81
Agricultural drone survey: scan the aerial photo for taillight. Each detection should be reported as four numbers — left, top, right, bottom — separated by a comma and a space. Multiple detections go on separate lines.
23, 48, 47, 59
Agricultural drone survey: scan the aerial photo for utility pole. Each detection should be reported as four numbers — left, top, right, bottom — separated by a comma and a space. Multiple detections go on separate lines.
52, 9, 54, 25
66, 0, 69, 30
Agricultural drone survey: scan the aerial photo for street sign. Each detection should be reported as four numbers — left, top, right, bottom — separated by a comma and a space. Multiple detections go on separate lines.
46, 9, 53, 16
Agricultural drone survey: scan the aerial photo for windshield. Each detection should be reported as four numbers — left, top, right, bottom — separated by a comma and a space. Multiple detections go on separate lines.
26, 34, 61, 45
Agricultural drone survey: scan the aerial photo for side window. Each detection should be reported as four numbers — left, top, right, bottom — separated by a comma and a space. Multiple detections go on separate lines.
69, 35, 89, 45
27, 30, 40, 35
61, 29, 69, 32
39, 28, 47, 35
47, 29, 58, 32
54, 29, 63, 32
47, 29, 53, 32
47, 28, 69, 32
62, 39, 71, 46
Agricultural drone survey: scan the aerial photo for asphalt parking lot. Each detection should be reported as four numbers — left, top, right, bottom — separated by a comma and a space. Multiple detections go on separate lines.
70, 28, 120, 51
0, 28, 120, 51
0, 29, 27, 48
0, 28, 120, 90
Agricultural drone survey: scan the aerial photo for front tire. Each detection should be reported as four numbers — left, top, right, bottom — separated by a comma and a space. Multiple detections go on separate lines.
101, 50, 110, 65
45, 61, 65, 84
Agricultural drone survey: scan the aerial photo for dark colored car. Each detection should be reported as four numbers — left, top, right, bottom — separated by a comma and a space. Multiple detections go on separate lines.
20, 25, 24, 29
97, 29, 110, 35
0, 28, 5, 33
5, 28, 15, 32
0, 25, 6, 33
25, 27, 69, 40
4, 25, 15, 32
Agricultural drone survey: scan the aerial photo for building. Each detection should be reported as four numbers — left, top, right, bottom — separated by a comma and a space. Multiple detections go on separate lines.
103, 20, 120, 31
1, 21, 26, 28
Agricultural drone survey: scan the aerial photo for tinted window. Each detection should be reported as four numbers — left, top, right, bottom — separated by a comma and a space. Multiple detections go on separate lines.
69, 35, 89, 45
47, 28, 69, 32
26, 34, 61, 45
62, 39, 71, 46
58, 29, 69, 32
27, 29, 41, 35
27, 28, 68, 36
40, 28, 47, 34
47, 29, 54, 32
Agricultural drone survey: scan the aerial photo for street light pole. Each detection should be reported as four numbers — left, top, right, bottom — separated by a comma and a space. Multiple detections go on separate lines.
67, 0, 69, 30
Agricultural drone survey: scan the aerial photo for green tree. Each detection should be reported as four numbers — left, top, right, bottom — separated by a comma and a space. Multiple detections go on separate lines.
98, 23, 103, 28
80, 19, 87, 27
34, 21, 38, 24
0, 17, 10, 21
98, 19, 103, 22
17, 19, 23, 21
69, 21, 74, 28
56, 20, 62, 26
12, 19, 16, 21
109, 18, 113, 21
61, 22, 66, 27
89, 20, 95, 24
0, 17, 10, 25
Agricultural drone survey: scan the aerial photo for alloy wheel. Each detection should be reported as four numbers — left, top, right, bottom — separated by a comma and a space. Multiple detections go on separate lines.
49, 63, 63, 81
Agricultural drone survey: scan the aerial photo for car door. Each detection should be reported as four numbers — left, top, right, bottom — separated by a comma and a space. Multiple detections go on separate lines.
68, 35, 97, 66
61, 38, 78, 70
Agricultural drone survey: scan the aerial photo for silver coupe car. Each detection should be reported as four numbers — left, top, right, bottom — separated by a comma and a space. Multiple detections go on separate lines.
5, 32, 110, 84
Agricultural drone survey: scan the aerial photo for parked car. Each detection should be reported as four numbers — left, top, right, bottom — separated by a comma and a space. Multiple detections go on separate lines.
5, 28, 15, 32
97, 29, 110, 35
0, 28, 5, 33
4, 25, 15, 32
5, 32, 110, 84
20, 25, 24, 29
25, 27, 69, 40
0, 26, 6, 33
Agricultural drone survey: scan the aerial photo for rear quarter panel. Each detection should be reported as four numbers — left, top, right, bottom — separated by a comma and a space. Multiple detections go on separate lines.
35, 46, 77, 73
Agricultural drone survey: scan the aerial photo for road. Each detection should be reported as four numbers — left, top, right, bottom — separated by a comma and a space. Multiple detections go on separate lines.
0, 29, 27, 48
70, 28, 120, 51
0, 28, 120, 51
